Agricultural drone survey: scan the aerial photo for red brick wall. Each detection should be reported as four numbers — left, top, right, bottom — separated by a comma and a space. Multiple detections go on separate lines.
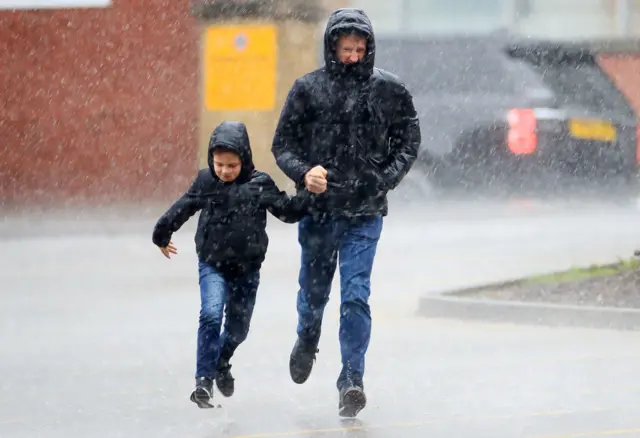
0, 0, 199, 207
599, 54, 640, 115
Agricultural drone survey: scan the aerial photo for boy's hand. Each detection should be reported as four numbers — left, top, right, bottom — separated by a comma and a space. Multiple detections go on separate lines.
159, 241, 178, 259
304, 166, 328, 194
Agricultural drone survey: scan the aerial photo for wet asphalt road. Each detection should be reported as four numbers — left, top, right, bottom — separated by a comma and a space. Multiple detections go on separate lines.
3, 187, 640, 438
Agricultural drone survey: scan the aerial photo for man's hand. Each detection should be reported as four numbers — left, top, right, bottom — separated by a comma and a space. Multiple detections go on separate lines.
159, 241, 178, 259
304, 166, 328, 194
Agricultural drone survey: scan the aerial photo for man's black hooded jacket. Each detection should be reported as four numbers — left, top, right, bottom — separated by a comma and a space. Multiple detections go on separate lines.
153, 121, 306, 278
271, 8, 421, 217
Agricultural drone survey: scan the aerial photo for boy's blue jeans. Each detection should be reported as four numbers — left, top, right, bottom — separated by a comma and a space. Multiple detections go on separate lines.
296, 214, 383, 390
196, 261, 259, 379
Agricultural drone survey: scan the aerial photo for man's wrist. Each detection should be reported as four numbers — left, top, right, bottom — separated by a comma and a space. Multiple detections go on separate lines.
298, 165, 313, 185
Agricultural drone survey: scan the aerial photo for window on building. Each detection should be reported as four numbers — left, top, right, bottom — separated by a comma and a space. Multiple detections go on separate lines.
632, 0, 640, 36
513, 0, 616, 39
403, 0, 504, 34
353, 0, 624, 39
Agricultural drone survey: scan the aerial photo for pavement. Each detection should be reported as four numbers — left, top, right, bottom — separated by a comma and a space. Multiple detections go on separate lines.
3, 187, 640, 437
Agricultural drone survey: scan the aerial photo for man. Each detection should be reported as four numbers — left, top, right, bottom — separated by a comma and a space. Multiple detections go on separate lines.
271, 8, 421, 417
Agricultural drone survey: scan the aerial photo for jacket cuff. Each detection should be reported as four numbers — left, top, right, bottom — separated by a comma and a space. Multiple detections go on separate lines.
152, 228, 171, 247
293, 164, 313, 187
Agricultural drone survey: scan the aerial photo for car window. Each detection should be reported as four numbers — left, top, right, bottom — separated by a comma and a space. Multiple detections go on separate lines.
505, 46, 635, 117
374, 39, 517, 95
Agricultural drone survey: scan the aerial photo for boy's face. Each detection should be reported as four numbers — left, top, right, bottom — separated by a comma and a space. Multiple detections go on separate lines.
213, 149, 242, 183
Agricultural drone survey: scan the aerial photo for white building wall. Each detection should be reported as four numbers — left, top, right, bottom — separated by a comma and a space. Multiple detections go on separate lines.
351, 0, 640, 39
514, 0, 615, 39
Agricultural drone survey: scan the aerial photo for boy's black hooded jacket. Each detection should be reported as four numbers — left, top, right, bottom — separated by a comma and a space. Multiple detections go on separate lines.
152, 121, 306, 278
271, 8, 421, 217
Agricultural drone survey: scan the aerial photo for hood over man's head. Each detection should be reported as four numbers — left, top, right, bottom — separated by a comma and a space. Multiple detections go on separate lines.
323, 8, 375, 79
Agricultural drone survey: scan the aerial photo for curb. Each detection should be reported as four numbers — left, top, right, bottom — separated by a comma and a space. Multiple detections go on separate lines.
417, 284, 640, 331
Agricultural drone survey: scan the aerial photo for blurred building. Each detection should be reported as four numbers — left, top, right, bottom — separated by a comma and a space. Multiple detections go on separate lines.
352, 0, 640, 39
0, 0, 338, 206
0, 0, 639, 206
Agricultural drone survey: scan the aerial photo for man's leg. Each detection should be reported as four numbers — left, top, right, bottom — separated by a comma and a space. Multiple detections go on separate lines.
290, 214, 339, 384
216, 270, 260, 397
191, 261, 228, 408
336, 215, 383, 416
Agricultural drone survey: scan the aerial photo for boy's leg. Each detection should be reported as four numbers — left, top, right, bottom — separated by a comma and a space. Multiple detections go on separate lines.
215, 270, 260, 397
290, 214, 339, 384
191, 261, 228, 408
336, 215, 383, 417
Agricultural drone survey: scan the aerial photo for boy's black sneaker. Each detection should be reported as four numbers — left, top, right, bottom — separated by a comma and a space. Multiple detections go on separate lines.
338, 384, 367, 418
190, 377, 214, 409
289, 338, 319, 384
215, 359, 235, 397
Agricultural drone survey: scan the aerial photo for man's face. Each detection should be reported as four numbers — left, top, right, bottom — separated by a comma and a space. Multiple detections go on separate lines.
336, 34, 367, 64
213, 149, 242, 182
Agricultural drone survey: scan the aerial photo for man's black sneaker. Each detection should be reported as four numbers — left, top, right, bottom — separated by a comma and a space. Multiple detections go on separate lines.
215, 359, 235, 397
289, 338, 319, 384
190, 377, 214, 409
338, 385, 367, 418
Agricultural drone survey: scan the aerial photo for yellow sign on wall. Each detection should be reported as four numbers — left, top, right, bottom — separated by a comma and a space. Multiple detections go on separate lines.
204, 24, 277, 111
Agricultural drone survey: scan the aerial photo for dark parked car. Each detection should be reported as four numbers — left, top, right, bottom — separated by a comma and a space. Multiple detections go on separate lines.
375, 34, 640, 189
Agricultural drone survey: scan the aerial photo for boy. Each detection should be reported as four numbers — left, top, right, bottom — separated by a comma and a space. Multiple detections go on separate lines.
152, 121, 306, 409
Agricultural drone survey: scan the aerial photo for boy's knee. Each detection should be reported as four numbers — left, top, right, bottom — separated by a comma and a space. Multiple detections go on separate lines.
343, 272, 371, 294
341, 296, 370, 310
341, 276, 371, 308
303, 288, 331, 311
340, 297, 371, 322
233, 327, 251, 344
226, 321, 252, 345
199, 302, 224, 324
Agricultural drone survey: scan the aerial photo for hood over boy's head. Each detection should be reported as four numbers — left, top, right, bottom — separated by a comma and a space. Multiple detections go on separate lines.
207, 121, 255, 183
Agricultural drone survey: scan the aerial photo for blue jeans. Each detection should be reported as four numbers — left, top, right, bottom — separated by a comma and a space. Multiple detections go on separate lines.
296, 214, 383, 390
196, 261, 259, 379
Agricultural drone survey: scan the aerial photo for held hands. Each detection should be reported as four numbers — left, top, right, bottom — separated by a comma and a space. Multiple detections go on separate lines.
304, 166, 328, 194
159, 241, 178, 259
